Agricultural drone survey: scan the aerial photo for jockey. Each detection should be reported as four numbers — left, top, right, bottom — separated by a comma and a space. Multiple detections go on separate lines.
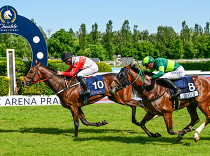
57, 52, 98, 96
142, 56, 185, 98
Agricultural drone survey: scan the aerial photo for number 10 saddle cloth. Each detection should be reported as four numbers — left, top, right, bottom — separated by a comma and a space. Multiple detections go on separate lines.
80, 75, 106, 97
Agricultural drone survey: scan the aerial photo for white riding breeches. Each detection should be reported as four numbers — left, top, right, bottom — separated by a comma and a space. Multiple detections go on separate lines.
77, 62, 98, 77
160, 66, 185, 80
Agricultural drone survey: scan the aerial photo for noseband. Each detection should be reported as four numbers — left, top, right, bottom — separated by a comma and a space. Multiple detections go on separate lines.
115, 67, 143, 90
24, 66, 56, 85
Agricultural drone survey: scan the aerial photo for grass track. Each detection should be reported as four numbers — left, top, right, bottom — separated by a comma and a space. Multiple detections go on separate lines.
0, 104, 209, 156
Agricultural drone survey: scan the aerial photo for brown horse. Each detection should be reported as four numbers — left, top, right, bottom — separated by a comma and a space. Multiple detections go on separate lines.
21, 62, 144, 137
109, 64, 210, 142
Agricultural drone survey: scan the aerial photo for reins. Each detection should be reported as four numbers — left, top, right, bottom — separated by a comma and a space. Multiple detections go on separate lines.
25, 65, 80, 95
116, 66, 166, 102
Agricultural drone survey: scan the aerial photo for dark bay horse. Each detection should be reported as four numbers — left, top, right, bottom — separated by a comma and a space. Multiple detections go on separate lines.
21, 62, 144, 137
109, 64, 210, 142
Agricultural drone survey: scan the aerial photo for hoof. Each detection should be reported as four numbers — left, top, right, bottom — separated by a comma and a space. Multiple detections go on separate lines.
195, 137, 200, 142
150, 133, 162, 138
102, 120, 108, 125
176, 136, 182, 143
189, 126, 196, 131
155, 133, 162, 137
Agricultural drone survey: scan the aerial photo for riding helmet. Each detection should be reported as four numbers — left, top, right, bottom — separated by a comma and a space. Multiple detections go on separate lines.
61, 52, 73, 62
142, 56, 154, 65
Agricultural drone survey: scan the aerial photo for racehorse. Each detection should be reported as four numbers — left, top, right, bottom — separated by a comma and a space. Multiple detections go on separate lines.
109, 64, 210, 142
21, 62, 144, 137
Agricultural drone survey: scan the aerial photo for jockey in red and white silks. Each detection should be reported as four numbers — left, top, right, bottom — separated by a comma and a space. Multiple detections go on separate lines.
57, 52, 98, 96
61, 56, 98, 77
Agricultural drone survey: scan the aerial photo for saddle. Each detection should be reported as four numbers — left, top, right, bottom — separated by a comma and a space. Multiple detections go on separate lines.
169, 76, 199, 110
80, 75, 105, 97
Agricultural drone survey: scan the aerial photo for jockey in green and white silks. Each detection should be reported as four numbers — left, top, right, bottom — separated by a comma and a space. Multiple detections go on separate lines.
142, 56, 185, 98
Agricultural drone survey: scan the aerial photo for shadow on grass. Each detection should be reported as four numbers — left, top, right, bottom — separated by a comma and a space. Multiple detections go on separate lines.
74, 135, 210, 145
1, 127, 209, 144
19, 127, 136, 134
0, 129, 19, 133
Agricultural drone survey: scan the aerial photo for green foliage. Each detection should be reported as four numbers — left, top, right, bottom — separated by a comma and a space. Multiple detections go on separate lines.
96, 62, 112, 72
180, 61, 210, 71
0, 60, 31, 76
48, 59, 69, 71
87, 44, 107, 61
0, 76, 9, 96
1, 20, 210, 60
0, 60, 7, 76
47, 29, 78, 58
18, 77, 54, 95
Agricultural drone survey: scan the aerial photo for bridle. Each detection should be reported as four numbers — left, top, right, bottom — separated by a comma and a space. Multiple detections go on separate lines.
113, 67, 144, 90
113, 66, 166, 102
24, 65, 80, 95
24, 66, 56, 86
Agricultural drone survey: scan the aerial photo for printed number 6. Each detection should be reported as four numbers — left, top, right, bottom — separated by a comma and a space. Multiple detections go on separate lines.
188, 83, 195, 91
92, 81, 104, 89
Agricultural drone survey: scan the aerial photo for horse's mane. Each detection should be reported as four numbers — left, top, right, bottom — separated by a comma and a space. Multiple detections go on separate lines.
42, 65, 57, 73
130, 64, 154, 76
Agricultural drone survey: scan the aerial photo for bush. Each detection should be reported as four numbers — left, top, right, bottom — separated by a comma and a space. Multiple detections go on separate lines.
179, 61, 210, 71
96, 62, 112, 72
18, 77, 54, 95
0, 76, 10, 96
48, 60, 69, 71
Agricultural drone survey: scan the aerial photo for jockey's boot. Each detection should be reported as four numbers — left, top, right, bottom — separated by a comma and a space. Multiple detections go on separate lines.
160, 78, 182, 98
77, 76, 90, 96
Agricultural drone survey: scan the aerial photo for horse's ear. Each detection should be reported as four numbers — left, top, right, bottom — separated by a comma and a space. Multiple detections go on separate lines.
35, 60, 42, 66
125, 63, 131, 69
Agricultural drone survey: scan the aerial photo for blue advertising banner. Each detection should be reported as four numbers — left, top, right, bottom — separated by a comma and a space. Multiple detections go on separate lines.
0, 5, 48, 67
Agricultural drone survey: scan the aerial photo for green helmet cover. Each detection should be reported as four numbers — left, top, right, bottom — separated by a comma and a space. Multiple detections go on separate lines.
142, 56, 154, 65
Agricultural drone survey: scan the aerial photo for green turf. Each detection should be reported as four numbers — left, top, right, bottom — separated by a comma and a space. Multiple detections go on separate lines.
0, 104, 209, 156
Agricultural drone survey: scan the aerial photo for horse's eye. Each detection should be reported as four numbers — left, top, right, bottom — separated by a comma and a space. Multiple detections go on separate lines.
30, 71, 33, 74
119, 73, 124, 79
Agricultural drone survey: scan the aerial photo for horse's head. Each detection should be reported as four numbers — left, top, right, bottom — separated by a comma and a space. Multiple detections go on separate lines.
109, 64, 132, 94
21, 62, 43, 87
4, 10, 12, 19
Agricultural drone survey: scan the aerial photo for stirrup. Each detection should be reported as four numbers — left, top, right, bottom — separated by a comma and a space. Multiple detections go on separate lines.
81, 89, 90, 96
172, 89, 182, 98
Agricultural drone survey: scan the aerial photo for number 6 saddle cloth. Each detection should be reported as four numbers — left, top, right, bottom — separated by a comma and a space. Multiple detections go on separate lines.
169, 76, 199, 100
80, 75, 106, 97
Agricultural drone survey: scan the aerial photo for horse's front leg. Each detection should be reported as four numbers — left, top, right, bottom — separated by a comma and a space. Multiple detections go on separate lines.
140, 111, 161, 137
163, 112, 188, 136
131, 106, 140, 125
69, 105, 80, 137
78, 107, 108, 126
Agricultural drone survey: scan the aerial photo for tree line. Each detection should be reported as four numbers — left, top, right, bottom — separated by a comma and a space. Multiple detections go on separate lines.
0, 20, 209, 61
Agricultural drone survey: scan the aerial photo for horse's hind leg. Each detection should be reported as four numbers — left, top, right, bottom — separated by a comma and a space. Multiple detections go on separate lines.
194, 102, 210, 142
177, 103, 200, 142
78, 107, 108, 126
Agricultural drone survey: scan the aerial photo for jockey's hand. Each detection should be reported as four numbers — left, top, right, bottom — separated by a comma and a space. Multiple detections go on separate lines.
144, 75, 151, 80
57, 71, 63, 75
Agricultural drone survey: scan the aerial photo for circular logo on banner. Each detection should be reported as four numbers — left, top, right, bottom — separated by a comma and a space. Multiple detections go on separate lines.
0, 5, 48, 67
0, 6, 17, 23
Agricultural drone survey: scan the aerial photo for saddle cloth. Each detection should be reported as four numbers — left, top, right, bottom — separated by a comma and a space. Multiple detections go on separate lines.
169, 76, 199, 100
80, 75, 105, 96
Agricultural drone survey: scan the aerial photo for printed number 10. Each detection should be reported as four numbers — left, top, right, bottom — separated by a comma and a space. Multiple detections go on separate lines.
92, 81, 104, 89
